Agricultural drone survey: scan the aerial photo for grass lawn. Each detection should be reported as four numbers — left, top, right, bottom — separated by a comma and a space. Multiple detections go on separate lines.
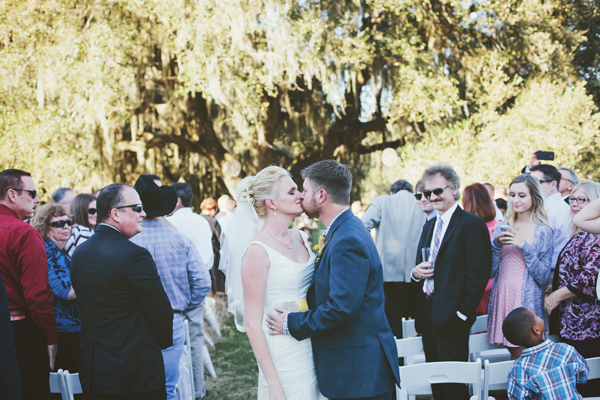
205, 307, 258, 400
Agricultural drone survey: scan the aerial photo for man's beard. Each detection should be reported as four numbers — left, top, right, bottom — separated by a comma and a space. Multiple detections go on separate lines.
302, 197, 322, 219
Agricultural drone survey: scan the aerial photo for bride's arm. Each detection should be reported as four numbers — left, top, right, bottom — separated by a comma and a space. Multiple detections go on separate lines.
242, 244, 287, 400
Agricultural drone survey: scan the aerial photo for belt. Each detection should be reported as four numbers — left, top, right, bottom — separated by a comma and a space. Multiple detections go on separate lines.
173, 310, 183, 314
10, 309, 28, 322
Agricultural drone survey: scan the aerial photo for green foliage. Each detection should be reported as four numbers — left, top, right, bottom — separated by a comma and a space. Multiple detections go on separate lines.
0, 0, 599, 203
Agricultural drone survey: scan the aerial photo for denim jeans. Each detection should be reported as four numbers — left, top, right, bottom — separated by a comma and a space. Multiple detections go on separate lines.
162, 314, 184, 400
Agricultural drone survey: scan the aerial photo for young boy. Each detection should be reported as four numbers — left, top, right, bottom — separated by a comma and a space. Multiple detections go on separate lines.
503, 307, 589, 399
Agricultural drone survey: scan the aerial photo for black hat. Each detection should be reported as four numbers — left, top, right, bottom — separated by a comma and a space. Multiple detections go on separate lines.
133, 175, 177, 218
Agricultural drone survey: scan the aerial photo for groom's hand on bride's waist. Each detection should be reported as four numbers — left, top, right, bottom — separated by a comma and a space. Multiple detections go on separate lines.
266, 307, 289, 336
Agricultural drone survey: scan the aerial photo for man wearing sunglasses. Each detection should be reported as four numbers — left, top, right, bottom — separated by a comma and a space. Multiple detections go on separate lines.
0, 168, 57, 400
411, 164, 492, 400
415, 180, 438, 222
71, 183, 174, 400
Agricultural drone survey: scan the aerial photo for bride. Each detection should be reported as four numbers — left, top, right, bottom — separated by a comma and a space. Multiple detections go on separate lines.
220, 166, 327, 400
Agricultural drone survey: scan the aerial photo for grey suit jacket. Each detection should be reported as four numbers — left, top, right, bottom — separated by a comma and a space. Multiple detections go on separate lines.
362, 190, 425, 282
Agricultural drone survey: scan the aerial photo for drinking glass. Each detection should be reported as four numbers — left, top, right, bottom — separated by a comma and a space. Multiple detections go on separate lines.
421, 247, 431, 262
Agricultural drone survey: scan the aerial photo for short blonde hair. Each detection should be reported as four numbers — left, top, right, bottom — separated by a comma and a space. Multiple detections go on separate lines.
570, 180, 600, 236
236, 166, 291, 218
32, 203, 68, 239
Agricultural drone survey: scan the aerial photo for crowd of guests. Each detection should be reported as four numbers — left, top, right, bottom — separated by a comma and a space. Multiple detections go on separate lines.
0, 170, 235, 400
360, 150, 600, 399
2, 147, 600, 400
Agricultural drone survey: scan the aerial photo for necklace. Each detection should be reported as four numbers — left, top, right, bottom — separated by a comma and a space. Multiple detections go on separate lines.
267, 229, 293, 249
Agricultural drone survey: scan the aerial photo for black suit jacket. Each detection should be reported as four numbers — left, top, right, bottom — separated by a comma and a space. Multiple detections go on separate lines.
0, 274, 19, 400
414, 206, 492, 332
71, 225, 173, 395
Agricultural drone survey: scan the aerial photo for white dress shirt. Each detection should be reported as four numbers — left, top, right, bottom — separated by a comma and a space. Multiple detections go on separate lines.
544, 192, 572, 270
166, 207, 214, 270
426, 209, 438, 221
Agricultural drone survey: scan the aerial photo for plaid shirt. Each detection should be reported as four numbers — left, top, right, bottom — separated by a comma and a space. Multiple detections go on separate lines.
131, 219, 211, 312
508, 340, 588, 400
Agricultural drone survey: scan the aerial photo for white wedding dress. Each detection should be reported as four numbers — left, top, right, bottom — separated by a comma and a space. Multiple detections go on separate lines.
245, 231, 327, 400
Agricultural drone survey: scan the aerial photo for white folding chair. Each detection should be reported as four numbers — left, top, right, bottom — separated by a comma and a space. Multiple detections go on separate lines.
401, 317, 417, 338
50, 369, 68, 400
397, 359, 483, 400
184, 318, 195, 397
587, 356, 600, 380
62, 370, 83, 400
482, 359, 514, 399
469, 332, 510, 363
470, 314, 488, 334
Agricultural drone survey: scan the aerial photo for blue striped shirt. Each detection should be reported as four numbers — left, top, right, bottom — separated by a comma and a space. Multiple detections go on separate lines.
508, 340, 588, 400
131, 219, 210, 312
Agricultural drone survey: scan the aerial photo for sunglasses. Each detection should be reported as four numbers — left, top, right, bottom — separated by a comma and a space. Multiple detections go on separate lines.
538, 180, 553, 184
113, 203, 144, 213
7, 188, 37, 199
88, 208, 97, 215
423, 186, 450, 199
48, 219, 73, 228
414, 193, 423, 201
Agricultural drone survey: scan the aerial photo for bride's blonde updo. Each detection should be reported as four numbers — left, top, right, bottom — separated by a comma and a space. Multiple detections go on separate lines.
236, 166, 291, 218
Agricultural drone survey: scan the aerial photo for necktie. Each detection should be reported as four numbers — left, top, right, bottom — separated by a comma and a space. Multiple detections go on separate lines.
425, 217, 443, 295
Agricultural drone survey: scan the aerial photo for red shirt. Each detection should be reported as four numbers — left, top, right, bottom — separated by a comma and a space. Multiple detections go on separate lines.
0, 204, 57, 344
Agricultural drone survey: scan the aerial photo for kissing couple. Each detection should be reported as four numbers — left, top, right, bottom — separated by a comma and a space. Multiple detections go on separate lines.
220, 160, 400, 400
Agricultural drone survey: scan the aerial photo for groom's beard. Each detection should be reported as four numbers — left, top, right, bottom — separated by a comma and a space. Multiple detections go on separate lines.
301, 198, 322, 219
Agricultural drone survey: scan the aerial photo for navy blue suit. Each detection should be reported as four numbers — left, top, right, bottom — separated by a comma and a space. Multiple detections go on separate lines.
288, 209, 400, 399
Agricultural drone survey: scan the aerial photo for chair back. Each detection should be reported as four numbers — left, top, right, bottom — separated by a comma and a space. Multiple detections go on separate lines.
402, 317, 417, 338
397, 359, 482, 400
470, 314, 488, 334
62, 370, 83, 400
469, 332, 510, 363
483, 359, 514, 399
587, 357, 600, 380
50, 369, 67, 400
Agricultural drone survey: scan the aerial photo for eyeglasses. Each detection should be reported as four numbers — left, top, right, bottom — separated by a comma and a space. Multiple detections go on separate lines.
48, 219, 73, 228
538, 180, 554, 184
88, 208, 97, 215
6, 188, 37, 199
113, 203, 144, 213
569, 197, 590, 205
423, 186, 450, 200
414, 193, 423, 201
561, 177, 576, 184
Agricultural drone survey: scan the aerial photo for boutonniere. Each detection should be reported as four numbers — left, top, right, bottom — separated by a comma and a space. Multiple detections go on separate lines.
316, 234, 327, 263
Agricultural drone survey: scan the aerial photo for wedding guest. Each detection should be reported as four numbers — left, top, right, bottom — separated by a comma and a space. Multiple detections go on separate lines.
558, 168, 579, 205
215, 195, 229, 219
292, 213, 319, 248
131, 176, 211, 400
495, 198, 507, 215
414, 180, 437, 221
217, 197, 237, 236
65, 194, 97, 258
545, 180, 600, 396
32, 204, 80, 374
483, 183, 504, 220
167, 182, 214, 400
463, 183, 499, 315
71, 183, 173, 400
412, 163, 491, 400
503, 307, 588, 400
362, 180, 425, 337
200, 198, 224, 294
487, 174, 554, 360
530, 164, 572, 271
51, 187, 77, 214
390, 180, 413, 193
0, 169, 57, 400
0, 274, 20, 400
351, 200, 364, 218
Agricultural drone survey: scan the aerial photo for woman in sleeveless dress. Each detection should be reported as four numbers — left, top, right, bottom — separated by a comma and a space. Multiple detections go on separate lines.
220, 166, 327, 400
487, 174, 554, 359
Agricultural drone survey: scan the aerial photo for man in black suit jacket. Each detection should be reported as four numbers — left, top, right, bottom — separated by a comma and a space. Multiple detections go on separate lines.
71, 184, 173, 400
412, 164, 492, 400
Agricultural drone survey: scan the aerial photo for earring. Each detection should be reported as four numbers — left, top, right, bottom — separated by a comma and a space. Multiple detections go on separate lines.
274, 207, 277, 217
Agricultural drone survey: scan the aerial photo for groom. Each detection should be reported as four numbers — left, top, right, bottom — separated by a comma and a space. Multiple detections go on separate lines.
267, 160, 400, 400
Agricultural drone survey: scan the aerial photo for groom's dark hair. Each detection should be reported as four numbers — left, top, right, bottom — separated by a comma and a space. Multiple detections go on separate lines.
301, 160, 352, 205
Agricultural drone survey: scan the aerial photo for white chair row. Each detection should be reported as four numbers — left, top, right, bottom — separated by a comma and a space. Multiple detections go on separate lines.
401, 314, 489, 339
49, 369, 82, 400
397, 356, 600, 400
